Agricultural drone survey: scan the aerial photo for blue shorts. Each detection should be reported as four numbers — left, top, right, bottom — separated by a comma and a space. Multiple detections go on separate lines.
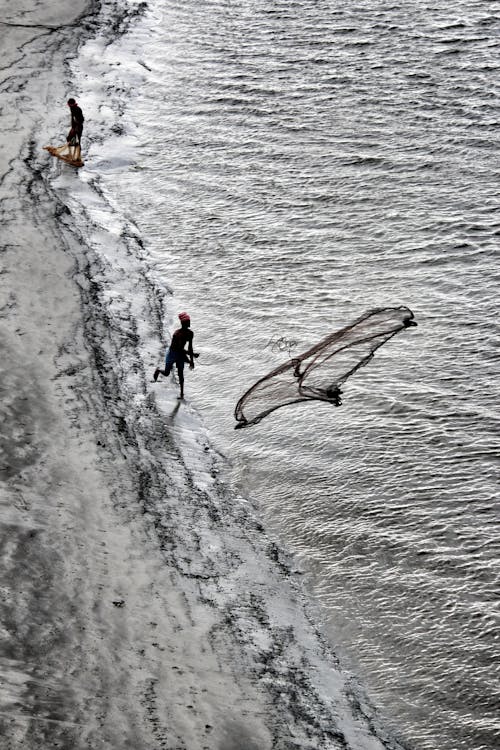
165, 349, 185, 374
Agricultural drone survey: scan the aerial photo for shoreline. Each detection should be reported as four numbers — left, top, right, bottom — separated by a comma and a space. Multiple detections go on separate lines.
1, 2, 409, 748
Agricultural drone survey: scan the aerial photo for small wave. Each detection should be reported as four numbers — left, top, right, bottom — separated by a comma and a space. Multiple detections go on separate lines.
87, 157, 138, 172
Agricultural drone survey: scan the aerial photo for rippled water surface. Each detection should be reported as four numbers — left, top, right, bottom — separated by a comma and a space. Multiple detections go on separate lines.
85, 2, 500, 748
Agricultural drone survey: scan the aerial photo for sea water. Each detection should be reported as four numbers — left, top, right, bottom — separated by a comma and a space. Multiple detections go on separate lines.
73, 1, 499, 749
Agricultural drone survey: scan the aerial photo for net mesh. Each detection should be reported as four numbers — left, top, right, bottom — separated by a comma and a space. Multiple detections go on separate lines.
234, 306, 416, 429
43, 141, 83, 167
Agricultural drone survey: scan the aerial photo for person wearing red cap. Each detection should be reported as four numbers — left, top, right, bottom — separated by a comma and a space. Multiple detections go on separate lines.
153, 312, 195, 399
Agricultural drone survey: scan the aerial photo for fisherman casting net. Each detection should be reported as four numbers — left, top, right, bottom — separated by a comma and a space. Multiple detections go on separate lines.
234, 306, 416, 429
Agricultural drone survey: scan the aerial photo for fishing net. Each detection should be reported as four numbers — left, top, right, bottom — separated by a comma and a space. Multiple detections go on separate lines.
234, 306, 416, 429
43, 139, 84, 167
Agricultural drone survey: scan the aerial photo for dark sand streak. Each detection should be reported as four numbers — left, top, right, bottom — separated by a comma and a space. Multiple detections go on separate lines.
0, 3, 157, 748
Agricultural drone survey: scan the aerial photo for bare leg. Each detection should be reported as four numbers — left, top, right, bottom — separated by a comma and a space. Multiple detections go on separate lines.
178, 364, 185, 399
153, 363, 172, 382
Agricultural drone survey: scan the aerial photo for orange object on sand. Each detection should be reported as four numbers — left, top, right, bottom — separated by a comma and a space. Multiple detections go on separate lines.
43, 142, 84, 168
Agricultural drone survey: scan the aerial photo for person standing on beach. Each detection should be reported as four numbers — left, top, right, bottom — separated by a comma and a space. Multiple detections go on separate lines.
67, 97, 84, 159
153, 312, 195, 400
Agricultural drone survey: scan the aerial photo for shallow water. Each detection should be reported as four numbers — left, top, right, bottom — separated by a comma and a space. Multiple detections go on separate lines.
76, 1, 499, 748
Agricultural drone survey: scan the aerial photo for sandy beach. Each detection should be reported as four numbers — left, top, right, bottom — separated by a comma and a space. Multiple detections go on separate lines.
0, 2, 414, 748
